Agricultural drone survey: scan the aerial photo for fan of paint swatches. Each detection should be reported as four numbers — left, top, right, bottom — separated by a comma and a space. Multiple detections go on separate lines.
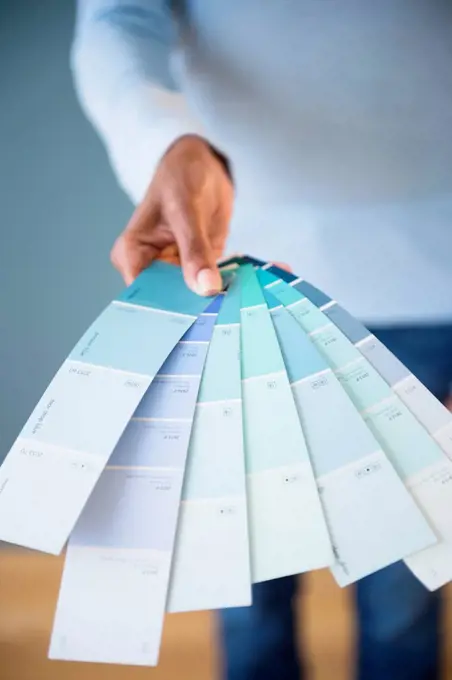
0, 262, 216, 554
3, 256, 452, 670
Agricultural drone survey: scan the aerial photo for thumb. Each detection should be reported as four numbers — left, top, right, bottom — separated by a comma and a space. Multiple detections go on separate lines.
172, 205, 222, 296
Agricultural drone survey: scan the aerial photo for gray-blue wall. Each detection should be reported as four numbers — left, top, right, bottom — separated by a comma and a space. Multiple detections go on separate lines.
0, 1, 132, 458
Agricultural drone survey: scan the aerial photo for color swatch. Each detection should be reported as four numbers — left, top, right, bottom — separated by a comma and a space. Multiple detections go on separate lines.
238, 265, 333, 583
168, 275, 251, 612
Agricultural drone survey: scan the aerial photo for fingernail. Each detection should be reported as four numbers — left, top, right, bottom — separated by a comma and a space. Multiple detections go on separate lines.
196, 268, 222, 296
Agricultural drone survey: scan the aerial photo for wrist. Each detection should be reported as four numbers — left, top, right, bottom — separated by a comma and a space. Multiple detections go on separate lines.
207, 144, 233, 184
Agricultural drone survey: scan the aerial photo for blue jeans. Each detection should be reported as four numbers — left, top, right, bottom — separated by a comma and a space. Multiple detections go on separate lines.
219, 325, 452, 680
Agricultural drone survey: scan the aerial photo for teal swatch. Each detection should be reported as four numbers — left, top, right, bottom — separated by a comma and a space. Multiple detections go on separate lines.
265, 292, 327, 383
239, 264, 266, 308
198, 325, 242, 402
241, 306, 285, 379
117, 261, 216, 316
198, 277, 242, 402
238, 267, 285, 379
217, 275, 241, 325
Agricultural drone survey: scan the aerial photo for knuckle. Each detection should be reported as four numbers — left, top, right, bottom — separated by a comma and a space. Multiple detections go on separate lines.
183, 234, 212, 268
110, 239, 121, 267
110, 232, 130, 269
185, 234, 205, 258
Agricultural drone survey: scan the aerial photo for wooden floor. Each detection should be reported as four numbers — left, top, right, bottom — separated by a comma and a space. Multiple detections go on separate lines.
0, 550, 451, 680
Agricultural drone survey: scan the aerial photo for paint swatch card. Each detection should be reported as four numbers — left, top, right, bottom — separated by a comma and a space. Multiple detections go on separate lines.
168, 275, 251, 613
238, 265, 333, 583
253, 271, 436, 585
49, 298, 222, 667
0, 263, 215, 555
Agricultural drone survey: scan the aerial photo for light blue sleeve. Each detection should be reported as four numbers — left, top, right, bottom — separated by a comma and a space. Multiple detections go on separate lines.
72, 0, 204, 204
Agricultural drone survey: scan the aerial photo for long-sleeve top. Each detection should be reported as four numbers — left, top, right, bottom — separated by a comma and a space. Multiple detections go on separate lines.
72, 0, 452, 325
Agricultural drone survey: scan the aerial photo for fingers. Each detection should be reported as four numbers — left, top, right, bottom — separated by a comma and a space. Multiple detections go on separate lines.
271, 261, 293, 273
111, 233, 159, 286
158, 244, 180, 265
110, 197, 161, 285
170, 201, 222, 296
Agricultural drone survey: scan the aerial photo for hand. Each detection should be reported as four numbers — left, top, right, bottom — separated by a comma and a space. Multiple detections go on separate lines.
111, 135, 234, 295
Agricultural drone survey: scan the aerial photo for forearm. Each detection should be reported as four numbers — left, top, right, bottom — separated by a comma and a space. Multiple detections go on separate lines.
72, 0, 204, 204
